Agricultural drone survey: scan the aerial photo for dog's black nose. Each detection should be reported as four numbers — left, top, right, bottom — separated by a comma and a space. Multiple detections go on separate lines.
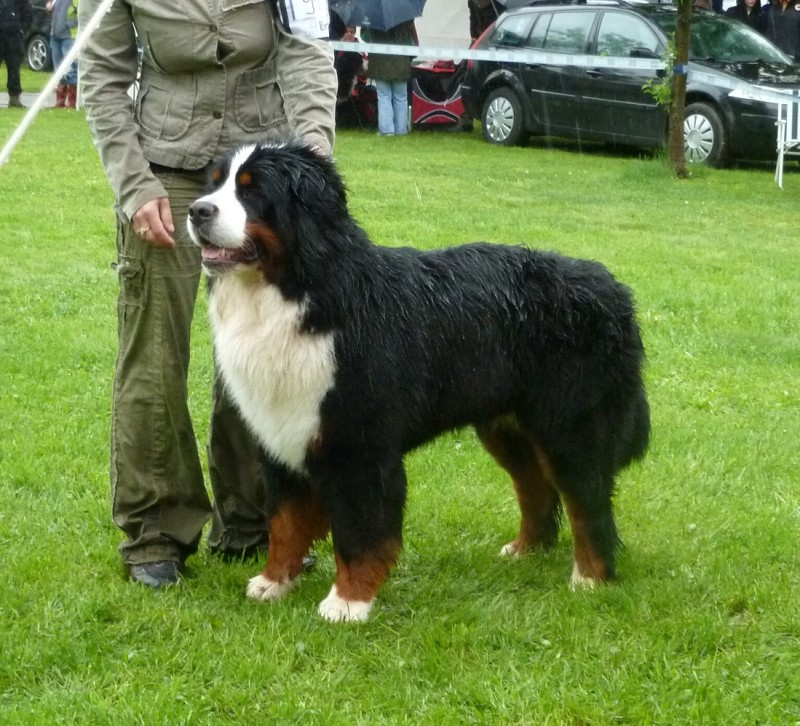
188, 200, 218, 224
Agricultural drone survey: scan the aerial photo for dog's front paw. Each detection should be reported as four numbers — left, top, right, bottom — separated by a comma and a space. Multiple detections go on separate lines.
569, 562, 598, 591
246, 574, 297, 601
318, 586, 373, 623
499, 540, 525, 558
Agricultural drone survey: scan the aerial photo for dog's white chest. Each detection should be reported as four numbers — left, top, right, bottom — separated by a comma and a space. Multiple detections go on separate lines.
209, 278, 336, 473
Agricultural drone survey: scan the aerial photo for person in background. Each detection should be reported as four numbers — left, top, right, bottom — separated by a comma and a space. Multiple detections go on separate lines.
329, 6, 346, 40
79, 0, 336, 589
334, 26, 366, 102
361, 20, 416, 136
760, 0, 800, 60
725, 0, 762, 29
0, 0, 32, 108
47, 0, 77, 108
468, 0, 496, 43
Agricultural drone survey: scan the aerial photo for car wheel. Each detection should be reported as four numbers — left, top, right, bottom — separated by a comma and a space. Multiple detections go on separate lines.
26, 33, 52, 72
684, 102, 728, 167
481, 87, 527, 146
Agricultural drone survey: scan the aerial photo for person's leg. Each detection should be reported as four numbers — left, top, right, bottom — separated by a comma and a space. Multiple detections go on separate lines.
6, 31, 24, 103
375, 79, 395, 135
50, 37, 67, 108
111, 169, 211, 571
206, 366, 269, 558
392, 80, 409, 136
60, 36, 78, 93
60, 37, 78, 86
50, 36, 64, 76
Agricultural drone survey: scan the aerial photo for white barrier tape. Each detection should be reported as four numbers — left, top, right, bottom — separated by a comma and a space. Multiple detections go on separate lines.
330, 41, 663, 70
333, 40, 800, 106
0, 0, 116, 169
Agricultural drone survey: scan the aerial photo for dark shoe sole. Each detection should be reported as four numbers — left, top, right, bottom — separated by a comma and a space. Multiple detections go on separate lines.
128, 560, 182, 589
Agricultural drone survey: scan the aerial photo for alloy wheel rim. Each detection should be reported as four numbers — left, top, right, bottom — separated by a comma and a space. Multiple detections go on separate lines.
684, 113, 714, 163
486, 97, 515, 143
30, 40, 47, 71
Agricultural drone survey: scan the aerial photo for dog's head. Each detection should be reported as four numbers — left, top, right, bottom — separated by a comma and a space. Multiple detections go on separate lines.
187, 141, 349, 282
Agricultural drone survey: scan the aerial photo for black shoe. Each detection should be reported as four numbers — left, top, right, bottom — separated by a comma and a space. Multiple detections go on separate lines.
128, 560, 181, 588
211, 544, 316, 571
210, 543, 267, 563
302, 552, 316, 572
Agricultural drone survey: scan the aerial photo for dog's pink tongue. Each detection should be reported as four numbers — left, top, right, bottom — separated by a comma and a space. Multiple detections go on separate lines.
202, 246, 225, 260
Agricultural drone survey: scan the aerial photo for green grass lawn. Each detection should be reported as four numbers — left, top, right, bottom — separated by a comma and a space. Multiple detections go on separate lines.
1, 113, 798, 724
20, 67, 52, 94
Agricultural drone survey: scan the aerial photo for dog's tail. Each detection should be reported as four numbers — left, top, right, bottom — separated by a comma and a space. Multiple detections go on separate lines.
616, 387, 650, 470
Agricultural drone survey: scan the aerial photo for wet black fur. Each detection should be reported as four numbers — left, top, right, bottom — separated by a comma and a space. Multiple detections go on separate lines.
205, 142, 650, 582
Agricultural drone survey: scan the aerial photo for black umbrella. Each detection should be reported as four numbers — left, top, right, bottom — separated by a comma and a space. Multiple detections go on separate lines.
330, 0, 427, 31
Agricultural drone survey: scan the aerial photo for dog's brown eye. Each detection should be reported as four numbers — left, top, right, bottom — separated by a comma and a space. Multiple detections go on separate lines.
238, 171, 253, 187
212, 168, 222, 183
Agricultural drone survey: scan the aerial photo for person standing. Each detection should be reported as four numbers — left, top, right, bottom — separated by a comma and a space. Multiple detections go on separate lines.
468, 0, 496, 43
78, 0, 337, 589
725, 0, 762, 29
760, 0, 800, 60
47, 0, 77, 108
0, 0, 32, 108
361, 20, 417, 137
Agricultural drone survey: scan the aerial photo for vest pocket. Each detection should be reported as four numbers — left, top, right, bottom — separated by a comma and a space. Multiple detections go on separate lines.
137, 77, 196, 141
234, 64, 287, 132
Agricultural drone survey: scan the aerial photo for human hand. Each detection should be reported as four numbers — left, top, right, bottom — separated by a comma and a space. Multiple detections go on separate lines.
131, 197, 175, 248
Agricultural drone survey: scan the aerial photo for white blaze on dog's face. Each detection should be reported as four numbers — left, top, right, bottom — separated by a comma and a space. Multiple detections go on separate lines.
187, 144, 260, 273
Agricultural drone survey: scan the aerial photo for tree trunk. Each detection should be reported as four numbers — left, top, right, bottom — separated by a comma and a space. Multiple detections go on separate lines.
668, 0, 692, 178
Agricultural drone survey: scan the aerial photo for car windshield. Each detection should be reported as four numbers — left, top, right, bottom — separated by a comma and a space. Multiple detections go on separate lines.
651, 13, 792, 63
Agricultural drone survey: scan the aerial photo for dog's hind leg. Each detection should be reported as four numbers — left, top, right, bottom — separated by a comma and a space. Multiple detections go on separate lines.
317, 458, 406, 623
476, 420, 562, 557
555, 464, 619, 587
247, 492, 329, 602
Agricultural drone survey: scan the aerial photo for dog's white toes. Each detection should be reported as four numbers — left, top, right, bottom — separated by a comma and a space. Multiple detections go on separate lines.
318, 586, 373, 623
569, 562, 598, 591
499, 541, 523, 558
246, 574, 296, 601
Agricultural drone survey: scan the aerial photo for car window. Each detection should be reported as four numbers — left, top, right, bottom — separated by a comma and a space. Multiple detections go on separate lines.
596, 12, 660, 57
492, 15, 534, 48
651, 12, 791, 63
527, 13, 551, 50
539, 11, 596, 54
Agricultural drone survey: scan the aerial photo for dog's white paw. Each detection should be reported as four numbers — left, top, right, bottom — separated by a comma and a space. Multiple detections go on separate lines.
318, 586, 373, 623
570, 562, 598, 591
499, 541, 524, 558
246, 574, 297, 601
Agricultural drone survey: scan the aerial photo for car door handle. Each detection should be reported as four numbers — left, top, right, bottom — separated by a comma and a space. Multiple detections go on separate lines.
586, 69, 602, 78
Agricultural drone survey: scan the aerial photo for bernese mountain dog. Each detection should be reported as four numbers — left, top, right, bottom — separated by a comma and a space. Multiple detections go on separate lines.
187, 141, 650, 623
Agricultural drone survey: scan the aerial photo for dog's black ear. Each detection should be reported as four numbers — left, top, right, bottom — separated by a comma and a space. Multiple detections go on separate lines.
288, 149, 349, 220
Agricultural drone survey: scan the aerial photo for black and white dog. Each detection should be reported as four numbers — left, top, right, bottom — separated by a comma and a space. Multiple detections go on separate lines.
187, 142, 650, 622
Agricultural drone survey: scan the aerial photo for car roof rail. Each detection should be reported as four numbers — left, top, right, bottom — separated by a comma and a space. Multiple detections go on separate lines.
522, 0, 639, 7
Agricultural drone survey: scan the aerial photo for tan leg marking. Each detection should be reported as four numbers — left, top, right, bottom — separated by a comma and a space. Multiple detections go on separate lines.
563, 496, 609, 586
247, 496, 329, 602
318, 539, 401, 623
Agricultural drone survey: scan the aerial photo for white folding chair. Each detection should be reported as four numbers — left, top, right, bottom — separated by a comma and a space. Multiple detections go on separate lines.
775, 94, 800, 188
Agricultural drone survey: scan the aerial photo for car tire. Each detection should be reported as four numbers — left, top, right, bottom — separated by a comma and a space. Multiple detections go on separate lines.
26, 33, 52, 72
481, 87, 527, 146
684, 102, 729, 167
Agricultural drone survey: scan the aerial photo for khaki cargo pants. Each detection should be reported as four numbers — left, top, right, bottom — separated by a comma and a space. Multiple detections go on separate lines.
111, 167, 266, 566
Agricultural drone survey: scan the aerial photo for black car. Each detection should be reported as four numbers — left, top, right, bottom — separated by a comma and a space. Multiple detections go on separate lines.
25, 0, 52, 72
461, 1, 800, 165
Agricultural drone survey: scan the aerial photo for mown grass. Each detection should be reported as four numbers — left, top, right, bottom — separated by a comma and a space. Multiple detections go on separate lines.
20, 67, 52, 93
1, 113, 798, 724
